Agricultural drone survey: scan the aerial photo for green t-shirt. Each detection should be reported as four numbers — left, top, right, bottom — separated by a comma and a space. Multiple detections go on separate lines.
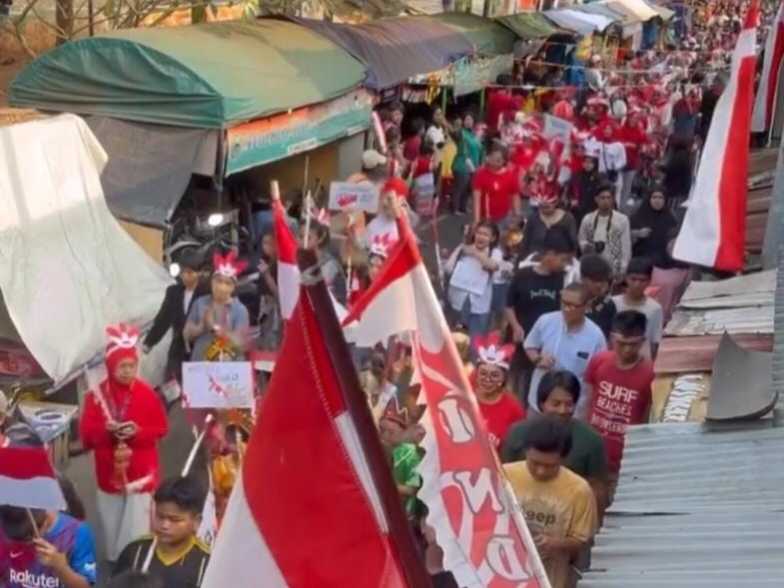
393, 443, 423, 515
501, 418, 608, 481
452, 129, 483, 176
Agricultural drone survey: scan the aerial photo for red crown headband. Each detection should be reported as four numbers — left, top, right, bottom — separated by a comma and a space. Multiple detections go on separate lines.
213, 250, 248, 280
105, 323, 140, 359
474, 333, 514, 370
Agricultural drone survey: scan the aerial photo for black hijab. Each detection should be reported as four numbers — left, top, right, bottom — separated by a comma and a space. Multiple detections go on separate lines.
631, 189, 678, 267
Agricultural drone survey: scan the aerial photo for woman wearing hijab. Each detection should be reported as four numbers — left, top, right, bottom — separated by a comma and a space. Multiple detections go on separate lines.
79, 324, 168, 562
630, 187, 678, 267
631, 187, 689, 321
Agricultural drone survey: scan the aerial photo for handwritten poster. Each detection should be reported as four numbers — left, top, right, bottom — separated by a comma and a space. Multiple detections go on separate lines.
182, 362, 255, 409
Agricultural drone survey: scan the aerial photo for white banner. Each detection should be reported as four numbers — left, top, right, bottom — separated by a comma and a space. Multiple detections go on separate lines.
328, 181, 380, 213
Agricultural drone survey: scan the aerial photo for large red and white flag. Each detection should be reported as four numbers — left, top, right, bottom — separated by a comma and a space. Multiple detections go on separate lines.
0, 446, 66, 511
272, 198, 300, 320
343, 222, 549, 588
203, 252, 429, 587
752, 1, 784, 132
674, 3, 760, 272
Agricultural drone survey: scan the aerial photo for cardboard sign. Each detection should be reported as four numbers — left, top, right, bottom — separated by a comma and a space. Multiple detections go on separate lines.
543, 114, 574, 143
182, 362, 255, 409
328, 181, 380, 213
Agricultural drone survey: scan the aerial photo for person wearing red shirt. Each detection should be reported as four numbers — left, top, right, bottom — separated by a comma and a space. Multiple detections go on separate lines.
473, 334, 526, 449
486, 77, 522, 135
472, 143, 522, 226
79, 323, 168, 562
619, 110, 650, 210
584, 311, 653, 503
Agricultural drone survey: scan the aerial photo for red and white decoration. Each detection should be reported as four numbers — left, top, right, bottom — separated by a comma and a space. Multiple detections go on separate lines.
674, 2, 759, 272
202, 269, 417, 587
475, 333, 515, 371
752, 0, 784, 133
273, 198, 300, 320
369, 233, 396, 260
105, 323, 140, 359
0, 446, 67, 511
213, 250, 248, 281
343, 221, 548, 588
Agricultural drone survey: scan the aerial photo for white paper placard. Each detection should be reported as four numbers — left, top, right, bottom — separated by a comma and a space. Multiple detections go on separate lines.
543, 114, 574, 143
449, 256, 491, 296
182, 362, 255, 409
328, 181, 380, 213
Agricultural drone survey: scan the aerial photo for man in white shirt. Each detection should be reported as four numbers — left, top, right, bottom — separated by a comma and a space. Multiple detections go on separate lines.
525, 283, 607, 419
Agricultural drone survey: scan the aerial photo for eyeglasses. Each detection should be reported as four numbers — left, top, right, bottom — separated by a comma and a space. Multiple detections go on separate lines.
561, 300, 585, 310
477, 368, 505, 380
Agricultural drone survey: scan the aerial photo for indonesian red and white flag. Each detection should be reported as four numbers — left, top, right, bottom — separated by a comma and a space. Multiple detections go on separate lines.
203, 259, 426, 587
752, 0, 784, 132
0, 446, 66, 511
674, 3, 759, 272
273, 198, 300, 320
343, 222, 549, 588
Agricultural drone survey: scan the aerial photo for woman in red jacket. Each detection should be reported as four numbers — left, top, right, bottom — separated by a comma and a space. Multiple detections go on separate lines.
79, 323, 168, 562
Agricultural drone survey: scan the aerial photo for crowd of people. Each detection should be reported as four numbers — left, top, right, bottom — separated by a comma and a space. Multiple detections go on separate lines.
0, 1, 777, 587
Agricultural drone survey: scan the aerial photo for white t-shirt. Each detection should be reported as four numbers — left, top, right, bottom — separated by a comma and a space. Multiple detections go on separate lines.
612, 295, 664, 358
448, 247, 503, 315
426, 125, 446, 147
525, 312, 607, 418
364, 215, 399, 249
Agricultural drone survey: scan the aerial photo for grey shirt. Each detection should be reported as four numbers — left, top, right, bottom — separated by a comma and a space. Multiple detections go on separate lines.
186, 295, 250, 361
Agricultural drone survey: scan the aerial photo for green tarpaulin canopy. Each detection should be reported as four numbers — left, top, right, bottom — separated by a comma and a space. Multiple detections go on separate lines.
495, 12, 565, 41
9, 20, 366, 128
426, 12, 516, 56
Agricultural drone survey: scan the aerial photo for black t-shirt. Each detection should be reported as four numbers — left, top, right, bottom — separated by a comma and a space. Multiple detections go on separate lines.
506, 267, 565, 334
114, 536, 210, 588
587, 295, 616, 339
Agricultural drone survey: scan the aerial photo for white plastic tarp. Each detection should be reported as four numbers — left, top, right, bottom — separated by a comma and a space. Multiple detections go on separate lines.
545, 9, 615, 35
0, 114, 172, 383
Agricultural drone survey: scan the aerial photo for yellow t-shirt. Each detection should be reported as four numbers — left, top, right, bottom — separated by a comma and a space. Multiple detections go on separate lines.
504, 461, 598, 588
440, 139, 457, 180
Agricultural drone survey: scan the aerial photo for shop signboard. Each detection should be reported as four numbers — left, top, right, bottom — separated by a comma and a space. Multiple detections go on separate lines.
226, 90, 374, 175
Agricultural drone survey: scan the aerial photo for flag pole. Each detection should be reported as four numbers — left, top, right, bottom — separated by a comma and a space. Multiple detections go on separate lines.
297, 249, 433, 588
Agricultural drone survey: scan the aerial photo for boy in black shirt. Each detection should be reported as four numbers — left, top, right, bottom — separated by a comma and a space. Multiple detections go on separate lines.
580, 254, 617, 338
114, 477, 210, 588
505, 232, 570, 399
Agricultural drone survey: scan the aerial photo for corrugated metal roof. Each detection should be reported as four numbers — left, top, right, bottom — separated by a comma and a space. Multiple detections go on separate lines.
580, 422, 784, 588
773, 245, 784, 408
681, 270, 776, 301
655, 334, 773, 374
665, 305, 774, 336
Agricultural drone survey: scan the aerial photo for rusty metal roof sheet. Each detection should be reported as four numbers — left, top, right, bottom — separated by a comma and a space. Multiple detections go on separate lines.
681, 270, 776, 301
580, 421, 784, 588
665, 305, 774, 336
655, 334, 774, 374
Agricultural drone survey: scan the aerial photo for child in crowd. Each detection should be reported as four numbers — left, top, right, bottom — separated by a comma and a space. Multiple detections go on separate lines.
114, 476, 211, 588
446, 220, 502, 340
612, 257, 664, 359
